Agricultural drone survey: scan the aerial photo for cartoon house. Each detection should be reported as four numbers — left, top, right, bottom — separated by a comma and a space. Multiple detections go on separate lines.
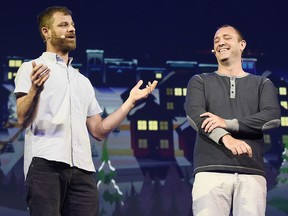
105, 58, 138, 88
261, 71, 288, 169
1, 57, 24, 130
126, 95, 175, 160
86, 49, 105, 86
2, 56, 24, 85
158, 61, 198, 118
136, 67, 165, 84
175, 120, 196, 163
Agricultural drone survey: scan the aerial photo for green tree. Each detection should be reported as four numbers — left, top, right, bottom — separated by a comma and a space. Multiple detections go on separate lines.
277, 137, 288, 186
97, 139, 124, 215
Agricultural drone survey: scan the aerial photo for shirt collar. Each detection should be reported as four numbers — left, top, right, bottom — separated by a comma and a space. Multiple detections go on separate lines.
41, 52, 73, 65
215, 71, 249, 78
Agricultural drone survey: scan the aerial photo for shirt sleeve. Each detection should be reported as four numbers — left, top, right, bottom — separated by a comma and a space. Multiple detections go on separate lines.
14, 62, 33, 95
86, 80, 102, 117
225, 78, 281, 134
184, 75, 230, 144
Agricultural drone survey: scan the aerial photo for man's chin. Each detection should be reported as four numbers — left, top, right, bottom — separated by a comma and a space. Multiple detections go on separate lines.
220, 58, 229, 62
63, 45, 76, 53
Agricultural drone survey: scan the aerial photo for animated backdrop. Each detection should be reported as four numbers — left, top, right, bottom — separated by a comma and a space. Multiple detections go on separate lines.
1, 1, 288, 215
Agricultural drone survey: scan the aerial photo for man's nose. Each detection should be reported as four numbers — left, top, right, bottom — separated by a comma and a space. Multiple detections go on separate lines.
68, 25, 75, 32
218, 39, 226, 46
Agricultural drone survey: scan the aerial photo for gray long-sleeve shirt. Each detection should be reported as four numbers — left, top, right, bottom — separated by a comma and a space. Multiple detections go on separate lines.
184, 72, 281, 177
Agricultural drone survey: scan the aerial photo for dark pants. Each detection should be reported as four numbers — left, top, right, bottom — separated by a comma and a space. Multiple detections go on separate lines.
25, 157, 99, 216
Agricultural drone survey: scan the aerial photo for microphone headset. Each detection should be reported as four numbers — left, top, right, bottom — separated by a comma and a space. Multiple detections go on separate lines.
43, 35, 65, 43
54, 35, 65, 40
211, 49, 215, 54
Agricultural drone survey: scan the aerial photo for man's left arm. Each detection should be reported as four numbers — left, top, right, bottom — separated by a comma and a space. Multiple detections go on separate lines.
227, 79, 281, 134
87, 80, 158, 141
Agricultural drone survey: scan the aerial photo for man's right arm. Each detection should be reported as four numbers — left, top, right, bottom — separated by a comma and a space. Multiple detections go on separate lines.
220, 134, 253, 157
16, 92, 39, 127
15, 61, 50, 128
184, 75, 230, 144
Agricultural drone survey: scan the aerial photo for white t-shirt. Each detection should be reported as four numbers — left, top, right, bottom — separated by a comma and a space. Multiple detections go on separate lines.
14, 52, 102, 177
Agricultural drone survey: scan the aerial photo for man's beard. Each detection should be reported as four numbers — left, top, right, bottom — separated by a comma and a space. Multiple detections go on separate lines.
51, 32, 76, 53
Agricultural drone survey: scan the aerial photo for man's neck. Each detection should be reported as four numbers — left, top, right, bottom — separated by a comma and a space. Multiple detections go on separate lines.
46, 47, 69, 65
56, 53, 69, 65
217, 61, 246, 76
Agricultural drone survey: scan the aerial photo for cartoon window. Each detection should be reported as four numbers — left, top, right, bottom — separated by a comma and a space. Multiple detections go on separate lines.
155, 72, 162, 79
8, 72, 17, 80
138, 139, 148, 148
280, 101, 288, 109
263, 134, 271, 144
9, 59, 22, 67
279, 87, 287, 95
148, 120, 158, 130
174, 88, 182, 96
137, 120, 147, 130
160, 139, 169, 149
183, 88, 187, 96
281, 117, 288, 126
160, 121, 169, 130
166, 88, 173, 96
167, 102, 174, 110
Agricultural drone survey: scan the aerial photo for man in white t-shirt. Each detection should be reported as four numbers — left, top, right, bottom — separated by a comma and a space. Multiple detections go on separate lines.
14, 6, 157, 216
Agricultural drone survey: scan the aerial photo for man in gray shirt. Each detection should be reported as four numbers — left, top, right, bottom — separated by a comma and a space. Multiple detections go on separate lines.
185, 25, 280, 216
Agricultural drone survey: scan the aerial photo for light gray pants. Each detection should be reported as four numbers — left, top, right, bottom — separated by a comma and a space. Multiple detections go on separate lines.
192, 172, 266, 216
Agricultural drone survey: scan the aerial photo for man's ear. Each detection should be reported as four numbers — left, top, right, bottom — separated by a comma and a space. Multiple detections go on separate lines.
240, 40, 246, 52
41, 27, 50, 40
